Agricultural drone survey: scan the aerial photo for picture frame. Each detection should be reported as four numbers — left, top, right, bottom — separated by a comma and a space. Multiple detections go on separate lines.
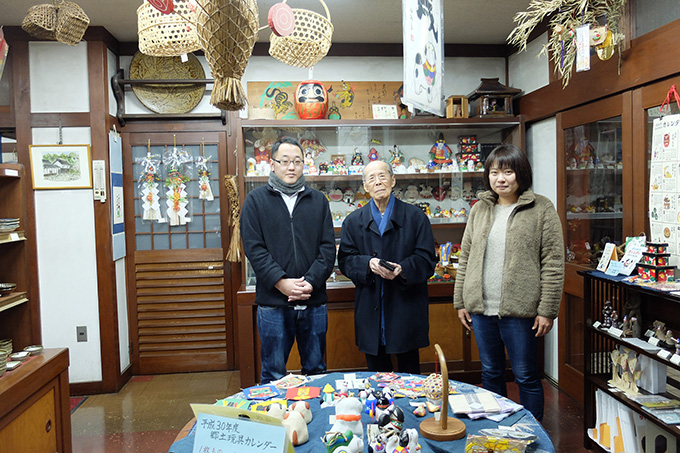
29, 144, 92, 190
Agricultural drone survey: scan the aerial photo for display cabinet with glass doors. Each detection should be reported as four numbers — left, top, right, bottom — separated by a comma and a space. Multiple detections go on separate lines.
239, 118, 524, 289
557, 94, 631, 404
235, 117, 525, 388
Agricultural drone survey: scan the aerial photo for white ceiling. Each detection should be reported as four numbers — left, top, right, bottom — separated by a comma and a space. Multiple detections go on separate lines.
1, 0, 532, 45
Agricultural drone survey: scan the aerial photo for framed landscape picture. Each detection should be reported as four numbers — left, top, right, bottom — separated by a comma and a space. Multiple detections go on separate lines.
29, 144, 92, 190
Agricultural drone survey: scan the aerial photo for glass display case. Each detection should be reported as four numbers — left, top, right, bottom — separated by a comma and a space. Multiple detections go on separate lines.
239, 118, 525, 288
563, 116, 623, 267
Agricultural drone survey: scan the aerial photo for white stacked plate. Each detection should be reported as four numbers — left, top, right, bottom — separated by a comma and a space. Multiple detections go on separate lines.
0, 218, 20, 233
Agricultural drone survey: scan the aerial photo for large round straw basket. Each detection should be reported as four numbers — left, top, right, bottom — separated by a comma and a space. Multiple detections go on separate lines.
138, 0, 201, 57
269, 0, 333, 68
55, 1, 90, 46
21, 4, 58, 40
195, 0, 258, 111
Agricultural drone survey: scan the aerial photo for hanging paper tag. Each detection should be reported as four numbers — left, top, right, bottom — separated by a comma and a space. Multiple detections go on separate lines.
575, 25, 591, 72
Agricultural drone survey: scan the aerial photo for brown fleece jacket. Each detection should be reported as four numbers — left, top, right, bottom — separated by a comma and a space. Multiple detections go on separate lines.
453, 189, 565, 319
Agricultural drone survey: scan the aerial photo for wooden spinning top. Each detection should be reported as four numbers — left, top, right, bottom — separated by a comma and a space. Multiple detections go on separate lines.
419, 344, 466, 441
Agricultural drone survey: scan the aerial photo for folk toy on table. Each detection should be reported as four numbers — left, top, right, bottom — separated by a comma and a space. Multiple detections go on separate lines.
369, 148, 379, 161
330, 397, 365, 440
323, 430, 364, 453
601, 300, 612, 327
378, 405, 405, 444
416, 202, 431, 216
266, 401, 311, 446
389, 146, 407, 174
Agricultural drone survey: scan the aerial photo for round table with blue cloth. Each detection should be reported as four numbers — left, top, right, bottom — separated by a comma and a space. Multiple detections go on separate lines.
169, 371, 555, 453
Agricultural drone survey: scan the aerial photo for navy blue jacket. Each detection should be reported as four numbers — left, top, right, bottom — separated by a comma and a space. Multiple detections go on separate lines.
241, 184, 336, 307
338, 198, 436, 355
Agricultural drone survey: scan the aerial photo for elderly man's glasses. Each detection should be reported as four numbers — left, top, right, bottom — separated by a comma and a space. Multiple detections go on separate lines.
272, 157, 304, 167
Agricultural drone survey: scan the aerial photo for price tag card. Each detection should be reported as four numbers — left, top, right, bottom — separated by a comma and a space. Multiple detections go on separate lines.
605, 261, 623, 276
645, 329, 655, 338
649, 337, 660, 347
9, 232, 19, 241
593, 321, 602, 329
671, 354, 680, 366
190, 404, 292, 453
657, 350, 672, 360
608, 327, 624, 338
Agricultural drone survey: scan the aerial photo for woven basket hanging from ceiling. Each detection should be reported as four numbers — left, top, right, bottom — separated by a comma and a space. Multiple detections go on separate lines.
21, 4, 58, 40
55, 0, 90, 46
137, 0, 201, 57
269, 0, 333, 68
195, 0, 258, 111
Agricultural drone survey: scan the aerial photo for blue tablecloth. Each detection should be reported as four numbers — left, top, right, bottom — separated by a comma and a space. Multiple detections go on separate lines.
169, 372, 555, 453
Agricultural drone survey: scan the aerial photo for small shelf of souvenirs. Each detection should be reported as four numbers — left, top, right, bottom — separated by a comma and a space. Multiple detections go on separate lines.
581, 265, 680, 452
241, 120, 520, 227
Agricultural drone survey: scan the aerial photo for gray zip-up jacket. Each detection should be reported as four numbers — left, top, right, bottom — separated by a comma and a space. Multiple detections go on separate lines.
453, 189, 565, 319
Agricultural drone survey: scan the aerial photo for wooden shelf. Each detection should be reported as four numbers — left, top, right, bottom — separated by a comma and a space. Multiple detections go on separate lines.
0, 292, 28, 313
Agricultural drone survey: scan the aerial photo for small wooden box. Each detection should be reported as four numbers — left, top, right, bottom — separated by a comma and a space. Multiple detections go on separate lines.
446, 96, 469, 118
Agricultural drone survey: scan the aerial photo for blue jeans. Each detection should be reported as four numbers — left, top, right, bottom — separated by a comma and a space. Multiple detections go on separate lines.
470, 314, 544, 421
257, 304, 328, 384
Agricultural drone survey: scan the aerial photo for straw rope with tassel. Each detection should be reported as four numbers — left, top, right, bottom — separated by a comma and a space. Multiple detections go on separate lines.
224, 174, 242, 262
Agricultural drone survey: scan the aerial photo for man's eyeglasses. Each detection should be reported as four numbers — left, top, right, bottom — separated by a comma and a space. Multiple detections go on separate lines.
272, 157, 304, 167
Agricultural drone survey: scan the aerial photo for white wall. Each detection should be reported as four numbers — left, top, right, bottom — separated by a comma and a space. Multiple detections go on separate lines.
527, 117, 559, 381
30, 42, 103, 383
116, 54, 507, 118
508, 32, 550, 95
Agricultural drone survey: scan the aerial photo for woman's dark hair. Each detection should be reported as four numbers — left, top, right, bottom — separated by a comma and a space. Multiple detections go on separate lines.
482, 144, 533, 194
271, 136, 304, 159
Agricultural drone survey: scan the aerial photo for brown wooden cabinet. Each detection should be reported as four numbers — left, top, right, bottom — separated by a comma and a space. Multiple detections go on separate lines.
235, 117, 526, 387
0, 348, 72, 452
556, 94, 634, 403
0, 163, 40, 350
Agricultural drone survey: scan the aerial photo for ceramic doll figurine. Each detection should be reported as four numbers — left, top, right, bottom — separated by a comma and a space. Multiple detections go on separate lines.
610, 310, 619, 329
429, 133, 453, 166
393, 186, 403, 200
330, 397, 364, 439
351, 148, 364, 166
343, 187, 356, 204
673, 336, 680, 356
389, 145, 404, 168
368, 148, 379, 161
377, 405, 404, 441
322, 430, 364, 453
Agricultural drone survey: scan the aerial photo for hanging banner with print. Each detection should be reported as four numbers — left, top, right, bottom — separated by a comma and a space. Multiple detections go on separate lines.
649, 113, 680, 266
401, 0, 444, 116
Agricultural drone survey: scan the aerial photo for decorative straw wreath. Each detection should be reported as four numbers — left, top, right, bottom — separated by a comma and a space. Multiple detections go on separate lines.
269, 0, 333, 68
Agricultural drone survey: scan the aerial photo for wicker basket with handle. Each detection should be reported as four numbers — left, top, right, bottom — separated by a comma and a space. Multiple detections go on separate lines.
55, 0, 90, 45
21, 4, 58, 40
195, 0, 258, 111
269, 0, 333, 68
137, 0, 201, 57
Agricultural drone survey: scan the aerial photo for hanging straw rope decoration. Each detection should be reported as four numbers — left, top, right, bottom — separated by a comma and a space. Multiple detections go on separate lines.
224, 174, 242, 262
195, 0, 258, 111
137, 0, 201, 57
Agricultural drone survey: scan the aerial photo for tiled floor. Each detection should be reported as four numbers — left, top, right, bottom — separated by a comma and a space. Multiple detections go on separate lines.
71, 373, 587, 452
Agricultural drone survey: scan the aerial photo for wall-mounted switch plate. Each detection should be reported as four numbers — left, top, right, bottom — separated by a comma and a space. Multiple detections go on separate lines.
76, 326, 88, 342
